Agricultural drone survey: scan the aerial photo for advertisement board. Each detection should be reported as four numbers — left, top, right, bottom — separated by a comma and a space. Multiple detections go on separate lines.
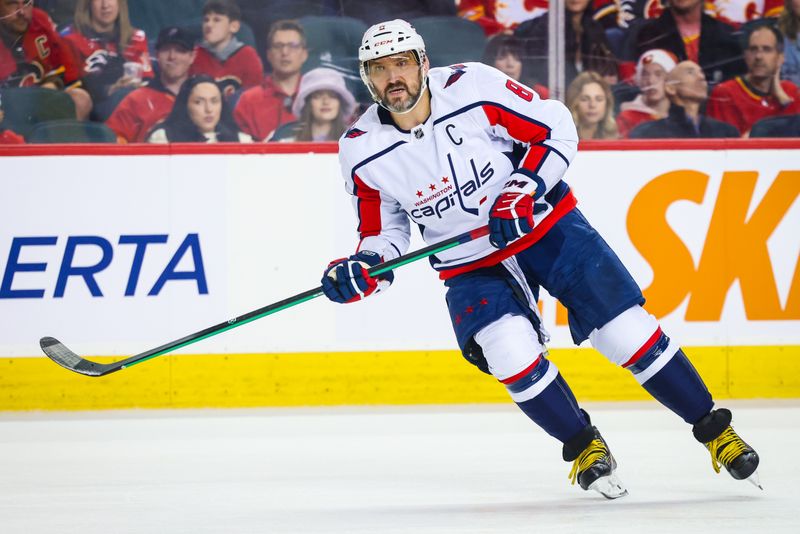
1, 142, 798, 408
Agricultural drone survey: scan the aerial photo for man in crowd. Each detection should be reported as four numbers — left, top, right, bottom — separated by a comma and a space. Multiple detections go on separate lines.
190, 0, 263, 96
707, 24, 800, 136
633, 0, 745, 85
630, 60, 739, 137
0, 0, 92, 119
106, 27, 195, 143
233, 19, 307, 141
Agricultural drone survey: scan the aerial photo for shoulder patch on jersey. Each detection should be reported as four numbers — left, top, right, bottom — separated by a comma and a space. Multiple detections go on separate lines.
345, 127, 368, 139
444, 64, 468, 89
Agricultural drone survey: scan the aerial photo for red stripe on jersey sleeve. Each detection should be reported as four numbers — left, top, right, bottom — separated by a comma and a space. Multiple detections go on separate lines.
481, 104, 550, 144
521, 144, 548, 174
353, 174, 382, 238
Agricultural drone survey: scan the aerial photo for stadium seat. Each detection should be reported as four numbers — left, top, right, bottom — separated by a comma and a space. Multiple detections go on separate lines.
268, 121, 301, 142
409, 16, 486, 68
0, 87, 76, 138
128, 0, 206, 43
298, 15, 370, 104
28, 120, 118, 143
749, 114, 800, 138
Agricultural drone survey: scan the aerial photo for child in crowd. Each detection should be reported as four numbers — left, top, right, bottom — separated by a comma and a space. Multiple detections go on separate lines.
190, 0, 263, 97
61, 0, 152, 120
147, 75, 252, 143
616, 49, 676, 138
272, 67, 356, 141
567, 70, 619, 139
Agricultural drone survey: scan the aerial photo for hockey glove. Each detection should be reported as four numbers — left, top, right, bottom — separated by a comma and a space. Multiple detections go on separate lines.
321, 250, 394, 304
488, 191, 535, 249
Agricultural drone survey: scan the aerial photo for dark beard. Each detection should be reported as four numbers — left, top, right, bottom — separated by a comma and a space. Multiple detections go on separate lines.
380, 83, 420, 113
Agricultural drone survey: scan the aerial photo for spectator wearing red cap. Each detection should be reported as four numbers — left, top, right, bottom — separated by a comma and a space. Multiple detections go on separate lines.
189, 0, 263, 96
707, 24, 800, 135
105, 26, 195, 142
233, 19, 307, 141
272, 67, 357, 141
630, 60, 740, 137
0, 0, 92, 119
617, 49, 676, 137
61, 0, 153, 120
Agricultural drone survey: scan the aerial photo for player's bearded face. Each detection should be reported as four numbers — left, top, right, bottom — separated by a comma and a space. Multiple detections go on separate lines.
369, 54, 422, 113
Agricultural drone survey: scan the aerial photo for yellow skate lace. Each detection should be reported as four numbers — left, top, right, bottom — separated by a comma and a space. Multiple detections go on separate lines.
706, 427, 748, 474
568, 438, 607, 485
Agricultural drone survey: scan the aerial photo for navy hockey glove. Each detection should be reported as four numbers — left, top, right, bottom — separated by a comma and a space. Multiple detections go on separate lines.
321, 251, 394, 304
488, 191, 535, 249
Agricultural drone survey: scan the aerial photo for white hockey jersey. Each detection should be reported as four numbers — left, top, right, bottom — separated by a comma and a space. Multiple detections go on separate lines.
338, 62, 579, 280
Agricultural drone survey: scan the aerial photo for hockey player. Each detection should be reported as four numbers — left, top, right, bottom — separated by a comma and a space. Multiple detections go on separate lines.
320, 19, 761, 498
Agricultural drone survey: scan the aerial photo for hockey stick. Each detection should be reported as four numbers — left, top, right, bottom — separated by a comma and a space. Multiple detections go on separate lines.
40, 225, 490, 377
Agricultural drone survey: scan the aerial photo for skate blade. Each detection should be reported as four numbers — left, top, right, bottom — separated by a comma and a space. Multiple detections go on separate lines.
746, 470, 763, 490
588, 474, 629, 500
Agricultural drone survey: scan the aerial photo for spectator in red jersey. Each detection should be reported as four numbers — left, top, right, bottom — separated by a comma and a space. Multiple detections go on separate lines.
189, 0, 263, 97
778, 0, 800, 85
105, 26, 195, 142
0, 0, 92, 118
458, 0, 548, 36
632, 0, 745, 85
567, 70, 619, 139
61, 0, 152, 120
630, 60, 740, 137
234, 19, 307, 141
0, 94, 25, 143
271, 67, 357, 142
707, 24, 800, 135
147, 75, 252, 143
617, 49, 676, 137
482, 33, 549, 98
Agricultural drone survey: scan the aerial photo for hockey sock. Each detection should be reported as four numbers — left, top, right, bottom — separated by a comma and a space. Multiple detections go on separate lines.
509, 362, 588, 443
623, 328, 713, 424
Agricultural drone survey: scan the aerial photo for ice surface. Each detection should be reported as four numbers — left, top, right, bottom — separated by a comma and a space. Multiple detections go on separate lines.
0, 401, 795, 533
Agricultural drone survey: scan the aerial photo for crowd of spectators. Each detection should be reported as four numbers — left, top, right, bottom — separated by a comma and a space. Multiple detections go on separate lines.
1, 0, 799, 144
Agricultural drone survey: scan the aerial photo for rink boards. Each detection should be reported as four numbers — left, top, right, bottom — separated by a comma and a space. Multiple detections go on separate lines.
1, 141, 798, 409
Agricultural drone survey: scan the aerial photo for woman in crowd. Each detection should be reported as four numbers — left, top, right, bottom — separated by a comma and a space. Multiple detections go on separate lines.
515, 0, 618, 87
482, 33, 549, 98
779, 0, 800, 85
567, 71, 619, 139
272, 67, 356, 142
62, 0, 152, 120
147, 75, 252, 143
616, 49, 676, 138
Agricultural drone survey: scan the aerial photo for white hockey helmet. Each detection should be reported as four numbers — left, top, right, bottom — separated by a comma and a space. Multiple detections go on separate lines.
358, 19, 428, 113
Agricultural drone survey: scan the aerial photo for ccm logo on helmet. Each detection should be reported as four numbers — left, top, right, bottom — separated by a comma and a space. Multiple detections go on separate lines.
375, 39, 394, 46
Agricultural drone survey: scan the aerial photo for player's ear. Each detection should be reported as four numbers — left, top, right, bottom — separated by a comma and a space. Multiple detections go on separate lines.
422, 55, 430, 75
230, 20, 241, 34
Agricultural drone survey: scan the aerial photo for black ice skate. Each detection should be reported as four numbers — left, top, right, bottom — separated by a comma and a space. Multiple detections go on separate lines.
692, 408, 762, 489
563, 416, 628, 499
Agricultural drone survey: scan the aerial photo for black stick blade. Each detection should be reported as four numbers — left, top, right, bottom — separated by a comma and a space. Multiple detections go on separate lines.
39, 337, 113, 377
